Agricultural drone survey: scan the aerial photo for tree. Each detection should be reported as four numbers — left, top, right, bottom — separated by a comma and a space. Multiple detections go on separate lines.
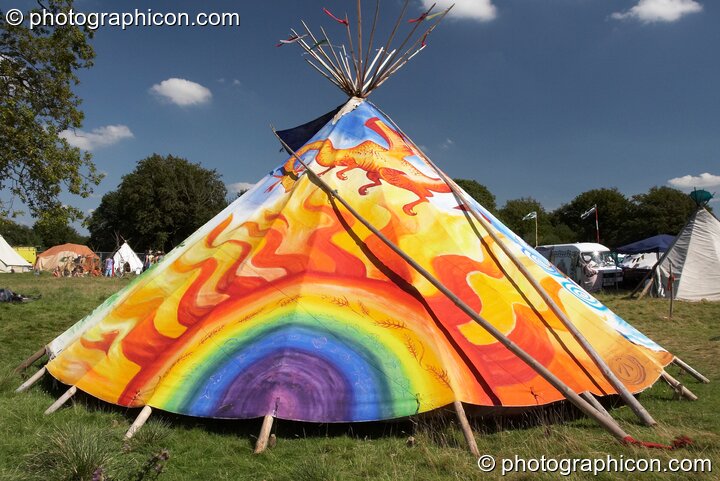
33, 214, 86, 247
627, 186, 697, 240
497, 197, 576, 246
497, 198, 549, 246
453, 179, 497, 213
553, 188, 633, 248
0, 0, 101, 222
87, 155, 228, 252
0, 217, 40, 246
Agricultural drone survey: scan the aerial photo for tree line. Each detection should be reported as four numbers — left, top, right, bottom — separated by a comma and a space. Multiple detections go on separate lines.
0, 161, 699, 253
455, 179, 698, 248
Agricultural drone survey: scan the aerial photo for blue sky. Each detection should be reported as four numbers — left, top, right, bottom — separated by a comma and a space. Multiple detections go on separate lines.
9, 0, 720, 227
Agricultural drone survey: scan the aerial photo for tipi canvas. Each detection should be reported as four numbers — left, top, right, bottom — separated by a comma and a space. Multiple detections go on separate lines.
43, 96, 673, 421
654, 208, 720, 301
17, 2, 705, 448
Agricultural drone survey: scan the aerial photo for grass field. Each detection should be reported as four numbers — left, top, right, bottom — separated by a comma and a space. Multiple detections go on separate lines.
0, 274, 718, 480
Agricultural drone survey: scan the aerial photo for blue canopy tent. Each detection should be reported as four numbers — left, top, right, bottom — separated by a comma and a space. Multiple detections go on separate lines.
616, 234, 675, 255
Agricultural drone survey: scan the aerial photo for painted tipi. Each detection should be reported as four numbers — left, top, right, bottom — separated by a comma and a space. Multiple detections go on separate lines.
17, 2, 706, 449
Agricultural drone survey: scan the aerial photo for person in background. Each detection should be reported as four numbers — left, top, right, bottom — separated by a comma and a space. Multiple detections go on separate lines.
104, 256, 114, 277
143, 252, 153, 272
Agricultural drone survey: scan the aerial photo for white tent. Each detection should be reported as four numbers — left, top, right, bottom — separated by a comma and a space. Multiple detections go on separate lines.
654, 208, 720, 301
622, 252, 662, 270
112, 242, 143, 275
0, 235, 32, 273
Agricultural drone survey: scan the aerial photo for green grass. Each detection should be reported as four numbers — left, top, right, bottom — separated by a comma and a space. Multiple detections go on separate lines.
0, 274, 718, 480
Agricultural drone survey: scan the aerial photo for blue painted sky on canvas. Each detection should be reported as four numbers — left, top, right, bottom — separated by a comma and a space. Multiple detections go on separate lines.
7, 0, 719, 225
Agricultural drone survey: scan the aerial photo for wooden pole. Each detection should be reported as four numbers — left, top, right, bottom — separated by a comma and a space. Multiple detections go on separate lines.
44, 385, 77, 415
453, 401, 479, 456
375, 106, 658, 427
580, 391, 611, 418
668, 262, 674, 319
627, 264, 656, 298
124, 406, 153, 440
673, 358, 710, 384
637, 275, 654, 300
14, 347, 46, 374
660, 372, 698, 401
16, 366, 46, 393
272, 130, 631, 442
254, 415, 275, 454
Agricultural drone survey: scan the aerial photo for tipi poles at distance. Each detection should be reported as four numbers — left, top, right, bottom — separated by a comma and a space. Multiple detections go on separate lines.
376, 108, 658, 427
272, 130, 631, 443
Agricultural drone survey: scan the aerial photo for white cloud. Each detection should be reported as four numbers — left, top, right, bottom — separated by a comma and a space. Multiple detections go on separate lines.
59, 125, 134, 151
667, 172, 720, 190
232, 79, 241, 86
150, 78, 212, 106
440, 138, 455, 150
227, 181, 255, 194
420, 0, 496, 22
612, 0, 703, 23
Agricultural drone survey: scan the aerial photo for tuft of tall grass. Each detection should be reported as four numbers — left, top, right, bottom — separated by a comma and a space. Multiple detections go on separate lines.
24, 424, 118, 481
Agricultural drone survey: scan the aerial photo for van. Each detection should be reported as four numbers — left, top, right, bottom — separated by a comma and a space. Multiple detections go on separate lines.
535, 243, 623, 292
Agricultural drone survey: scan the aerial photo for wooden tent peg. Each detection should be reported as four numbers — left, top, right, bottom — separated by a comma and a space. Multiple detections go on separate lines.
453, 401, 479, 456
16, 366, 46, 393
254, 414, 275, 454
44, 385, 77, 414
661, 372, 698, 401
124, 406, 153, 440
673, 358, 710, 384
14, 347, 47, 374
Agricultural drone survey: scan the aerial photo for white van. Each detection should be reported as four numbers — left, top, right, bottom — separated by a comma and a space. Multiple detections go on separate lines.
535, 243, 623, 292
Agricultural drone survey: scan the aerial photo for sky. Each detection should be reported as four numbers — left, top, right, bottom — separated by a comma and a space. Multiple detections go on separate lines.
6, 0, 720, 230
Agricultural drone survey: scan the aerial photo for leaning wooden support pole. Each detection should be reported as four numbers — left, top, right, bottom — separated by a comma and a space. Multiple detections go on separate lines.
661, 372, 698, 401
454, 191, 657, 426
580, 392, 611, 419
16, 366, 46, 393
124, 406, 153, 440
375, 107, 658, 428
673, 358, 710, 384
273, 132, 630, 443
254, 415, 275, 454
453, 401, 479, 456
44, 385, 77, 415
14, 347, 47, 374
637, 276, 655, 300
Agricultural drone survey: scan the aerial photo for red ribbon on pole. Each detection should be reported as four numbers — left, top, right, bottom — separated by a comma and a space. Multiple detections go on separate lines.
323, 8, 349, 26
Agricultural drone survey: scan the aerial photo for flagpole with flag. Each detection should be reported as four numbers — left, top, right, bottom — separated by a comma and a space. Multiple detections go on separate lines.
595, 206, 600, 243
522, 211, 538, 247
580, 204, 599, 243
